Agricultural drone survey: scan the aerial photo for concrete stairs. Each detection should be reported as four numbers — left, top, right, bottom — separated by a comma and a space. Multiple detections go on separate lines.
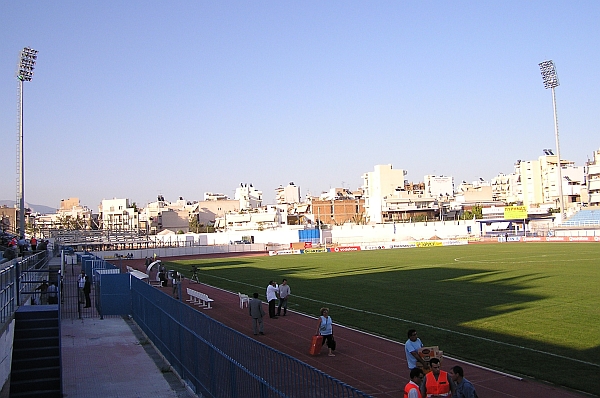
9, 306, 61, 398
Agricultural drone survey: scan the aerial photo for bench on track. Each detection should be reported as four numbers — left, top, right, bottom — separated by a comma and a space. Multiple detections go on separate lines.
186, 288, 214, 309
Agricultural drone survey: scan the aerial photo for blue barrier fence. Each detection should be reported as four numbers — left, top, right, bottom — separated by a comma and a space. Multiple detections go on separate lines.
130, 277, 370, 398
0, 251, 50, 326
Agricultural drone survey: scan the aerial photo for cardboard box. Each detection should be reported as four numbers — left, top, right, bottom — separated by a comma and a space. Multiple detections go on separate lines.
418, 346, 443, 362
416, 346, 443, 373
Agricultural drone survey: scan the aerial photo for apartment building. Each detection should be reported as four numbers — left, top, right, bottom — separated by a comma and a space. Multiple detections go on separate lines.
424, 175, 454, 199
275, 183, 300, 205
362, 164, 407, 224
213, 206, 282, 231
515, 154, 584, 210
235, 184, 263, 210
491, 172, 520, 204
99, 198, 139, 231
204, 192, 228, 201
311, 197, 365, 225
0, 206, 17, 233
587, 148, 600, 206
381, 191, 438, 222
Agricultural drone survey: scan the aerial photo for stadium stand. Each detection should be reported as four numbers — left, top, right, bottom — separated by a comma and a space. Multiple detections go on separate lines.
561, 209, 600, 226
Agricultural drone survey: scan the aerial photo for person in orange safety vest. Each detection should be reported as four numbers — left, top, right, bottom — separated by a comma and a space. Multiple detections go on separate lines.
404, 367, 424, 398
420, 358, 455, 397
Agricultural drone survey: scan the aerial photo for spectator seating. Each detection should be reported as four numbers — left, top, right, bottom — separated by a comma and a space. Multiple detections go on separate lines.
562, 209, 600, 226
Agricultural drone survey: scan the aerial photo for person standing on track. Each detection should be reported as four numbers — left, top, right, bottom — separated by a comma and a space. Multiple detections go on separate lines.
449, 366, 479, 398
420, 358, 454, 397
276, 279, 290, 316
248, 292, 265, 335
405, 329, 429, 370
266, 280, 279, 318
316, 308, 336, 357
404, 368, 424, 398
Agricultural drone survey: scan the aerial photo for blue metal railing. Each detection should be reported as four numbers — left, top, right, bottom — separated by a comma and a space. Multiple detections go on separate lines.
0, 251, 51, 326
0, 264, 17, 325
130, 277, 370, 398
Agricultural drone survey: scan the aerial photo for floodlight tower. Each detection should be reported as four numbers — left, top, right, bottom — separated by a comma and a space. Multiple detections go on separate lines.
16, 47, 38, 236
539, 60, 564, 219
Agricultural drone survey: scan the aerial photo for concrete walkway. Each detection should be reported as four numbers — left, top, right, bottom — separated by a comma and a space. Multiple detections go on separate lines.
55, 254, 194, 398
61, 316, 195, 398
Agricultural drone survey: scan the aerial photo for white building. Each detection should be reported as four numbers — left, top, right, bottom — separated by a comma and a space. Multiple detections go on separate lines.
362, 164, 407, 224
424, 175, 454, 199
515, 154, 582, 210
235, 183, 263, 210
141, 195, 239, 234
560, 164, 585, 206
588, 148, 600, 206
275, 182, 301, 204
214, 206, 283, 231
204, 192, 229, 201
491, 171, 520, 204
99, 198, 139, 231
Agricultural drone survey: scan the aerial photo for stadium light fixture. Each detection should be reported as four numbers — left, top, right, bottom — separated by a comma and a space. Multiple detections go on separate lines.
539, 60, 564, 220
16, 47, 38, 237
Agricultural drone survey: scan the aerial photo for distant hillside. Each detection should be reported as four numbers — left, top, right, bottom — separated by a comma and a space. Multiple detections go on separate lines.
0, 200, 57, 215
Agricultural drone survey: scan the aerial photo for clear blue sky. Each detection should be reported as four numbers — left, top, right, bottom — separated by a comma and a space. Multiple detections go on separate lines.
1, 1, 599, 210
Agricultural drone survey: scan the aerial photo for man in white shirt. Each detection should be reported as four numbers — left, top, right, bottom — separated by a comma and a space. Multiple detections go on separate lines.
266, 280, 279, 319
78, 271, 86, 304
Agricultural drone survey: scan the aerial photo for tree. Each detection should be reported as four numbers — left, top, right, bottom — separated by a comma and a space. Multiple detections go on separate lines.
460, 205, 483, 220
351, 214, 363, 225
26, 221, 41, 236
57, 215, 86, 230
189, 218, 201, 233
189, 217, 215, 233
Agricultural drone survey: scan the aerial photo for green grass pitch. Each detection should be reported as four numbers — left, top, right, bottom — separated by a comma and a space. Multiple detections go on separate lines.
163, 243, 600, 395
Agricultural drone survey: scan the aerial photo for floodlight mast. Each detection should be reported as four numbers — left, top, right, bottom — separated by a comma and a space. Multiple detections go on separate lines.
539, 60, 564, 220
16, 47, 38, 237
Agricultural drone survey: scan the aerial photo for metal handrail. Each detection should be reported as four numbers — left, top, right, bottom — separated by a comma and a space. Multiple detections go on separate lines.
0, 250, 51, 326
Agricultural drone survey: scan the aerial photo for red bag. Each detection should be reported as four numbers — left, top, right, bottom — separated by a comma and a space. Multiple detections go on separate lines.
309, 335, 324, 355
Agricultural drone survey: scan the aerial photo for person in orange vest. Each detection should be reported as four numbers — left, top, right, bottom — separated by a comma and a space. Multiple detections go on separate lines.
420, 358, 455, 397
30, 236, 37, 251
404, 368, 424, 398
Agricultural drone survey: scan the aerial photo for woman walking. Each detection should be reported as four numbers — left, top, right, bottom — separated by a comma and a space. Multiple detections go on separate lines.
316, 308, 336, 356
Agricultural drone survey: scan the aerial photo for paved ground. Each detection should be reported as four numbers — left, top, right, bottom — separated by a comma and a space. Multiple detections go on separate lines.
62, 317, 195, 398
123, 255, 590, 398
59, 256, 195, 398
